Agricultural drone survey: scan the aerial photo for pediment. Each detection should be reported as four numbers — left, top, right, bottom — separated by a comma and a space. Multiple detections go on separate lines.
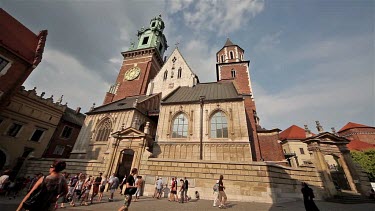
111, 127, 145, 138
303, 132, 349, 145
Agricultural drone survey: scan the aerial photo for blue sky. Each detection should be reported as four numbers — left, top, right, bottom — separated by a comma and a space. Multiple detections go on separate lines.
1, 0, 374, 132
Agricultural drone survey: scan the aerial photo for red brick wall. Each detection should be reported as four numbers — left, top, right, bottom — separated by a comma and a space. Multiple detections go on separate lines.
43, 120, 82, 158
339, 127, 375, 145
219, 63, 251, 94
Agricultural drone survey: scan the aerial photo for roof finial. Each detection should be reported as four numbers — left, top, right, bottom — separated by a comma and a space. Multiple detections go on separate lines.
316, 121, 324, 133
57, 95, 63, 104
175, 41, 180, 49
304, 125, 312, 138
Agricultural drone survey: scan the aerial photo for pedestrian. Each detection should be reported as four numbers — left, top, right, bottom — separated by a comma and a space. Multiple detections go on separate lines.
179, 179, 185, 203
118, 168, 138, 211
183, 177, 189, 202
152, 178, 159, 198
218, 175, 227, 209
169, 177, 177, 202
67, 173, 79, 202
213, 180, 220, 207
108, 174, 119, 202
58, 172, 69, 208
156, 177, 163, 199
0, 170, 11, 195
70, 173, 85, 207
174, 177, 179, 202
301, 182, 319, 211
369, 188, 375, 199
17, 160, 68, 211
119, 176, 126, 195
134, 176, 143, 201
80, 176, 92, 206
90, 172, 102, 203
98, 174, 107, 202
195, 191, 200, 200
28, 173, 43, 192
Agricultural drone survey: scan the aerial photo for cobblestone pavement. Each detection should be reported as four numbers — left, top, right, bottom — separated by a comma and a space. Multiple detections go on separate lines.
0, 194, 374, 211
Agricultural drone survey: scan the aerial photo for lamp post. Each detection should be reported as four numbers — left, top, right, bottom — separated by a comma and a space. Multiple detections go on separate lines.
199, 96, 205, 160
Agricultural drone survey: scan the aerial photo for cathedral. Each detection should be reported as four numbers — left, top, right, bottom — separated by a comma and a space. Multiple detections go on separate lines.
24, 15, 371, 203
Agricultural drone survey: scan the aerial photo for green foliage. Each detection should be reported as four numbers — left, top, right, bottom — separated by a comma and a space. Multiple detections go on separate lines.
351, 149, 375, 182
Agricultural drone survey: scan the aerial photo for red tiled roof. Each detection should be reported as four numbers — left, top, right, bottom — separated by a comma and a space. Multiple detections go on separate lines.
347, 140, 375, 151
280, 125, 307, 140
338, 122, 371, 133
0, 9, 39, 64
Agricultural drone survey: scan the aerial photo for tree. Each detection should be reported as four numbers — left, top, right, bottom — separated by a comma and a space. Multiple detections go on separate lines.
351, 149, 375, 182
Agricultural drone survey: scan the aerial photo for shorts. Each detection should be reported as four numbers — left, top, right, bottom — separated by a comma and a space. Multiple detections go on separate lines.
93, 185, 99, 194
74, 189, 82, 196
171, 190, 177, 194
99, 185, 105, 193
157, 188, 162, 193
124, 194, 132, 208
68, 187, 75, 195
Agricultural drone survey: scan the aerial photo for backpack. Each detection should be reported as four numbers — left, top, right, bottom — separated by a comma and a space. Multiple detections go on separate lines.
213, 183, 219, 192
23, 176, 59, 211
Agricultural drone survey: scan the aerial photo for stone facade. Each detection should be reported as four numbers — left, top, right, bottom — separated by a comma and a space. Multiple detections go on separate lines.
146, 48, 199, 98
0, 87, 65, 174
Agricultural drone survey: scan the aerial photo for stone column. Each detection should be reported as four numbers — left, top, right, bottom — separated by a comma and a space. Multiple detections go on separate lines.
311, 149, 337, 197
338, 153, 358, 193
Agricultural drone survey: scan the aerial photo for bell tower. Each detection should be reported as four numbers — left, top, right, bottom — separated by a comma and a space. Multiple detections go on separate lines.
103, 15, 168, 104
216, 38, 262, 161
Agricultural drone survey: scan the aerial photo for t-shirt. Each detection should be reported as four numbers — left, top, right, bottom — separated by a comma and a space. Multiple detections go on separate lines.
184, 180, 189, 190
124, 175, 135, 195
110, 177, 119, 189
94, 176, 102, 186
157, 179, 163, 189
0, 175, 9, 189
218, 180, 224, 191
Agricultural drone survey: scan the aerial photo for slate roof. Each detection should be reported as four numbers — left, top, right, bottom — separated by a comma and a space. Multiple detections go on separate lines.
279, 125, 307, 140
62, 107, 85, 126
162, 82, 242, 104
338, 122, 372, 133
347, 140, 375, 151
87, 94, 156, 114
224, 38, 235, 47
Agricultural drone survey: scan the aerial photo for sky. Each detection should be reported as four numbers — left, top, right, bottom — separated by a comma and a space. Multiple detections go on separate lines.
1, 0, 374, 132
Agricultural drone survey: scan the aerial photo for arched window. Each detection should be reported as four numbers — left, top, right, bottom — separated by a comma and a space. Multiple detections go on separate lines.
95, 118, 112, 141
231, 69, 236, 78
163, 70, 168, 80
210, 111, 228, 138
177, 67, 182, 78
230, 51, 234, 59
171, 113, 188, 138
221, 55, 224, 63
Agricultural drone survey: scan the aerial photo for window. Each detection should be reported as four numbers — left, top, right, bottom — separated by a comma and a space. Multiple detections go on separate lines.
95, 118, 112, 141
177, 68, 182, 78
221, 55, 224, 63
61, 126, 73, 139
30, 129, 45, 142
299, 148, 305, 155
151, 22, 156, 27
171, 113, 188, 138
7, 123, 22, 137
163, 70, 168, 80
230, 51, 234, 59
231, 69, 236, 78
210, 111, 228, 138
142, 36, 149, 45
53, 145, 65, 155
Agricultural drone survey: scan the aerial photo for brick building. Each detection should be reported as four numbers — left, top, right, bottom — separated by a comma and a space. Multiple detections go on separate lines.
0, 9, 47, 112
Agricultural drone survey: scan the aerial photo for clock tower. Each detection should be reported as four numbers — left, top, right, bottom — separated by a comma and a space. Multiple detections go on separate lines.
103, 15, 168, 104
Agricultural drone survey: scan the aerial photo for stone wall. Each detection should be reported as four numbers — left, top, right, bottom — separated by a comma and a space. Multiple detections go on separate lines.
139, 158, 325, 203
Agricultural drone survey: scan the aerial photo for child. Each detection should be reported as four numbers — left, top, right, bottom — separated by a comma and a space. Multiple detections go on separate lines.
195, 191, 200, 200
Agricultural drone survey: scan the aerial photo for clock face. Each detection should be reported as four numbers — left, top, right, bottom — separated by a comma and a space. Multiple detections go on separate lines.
124, 67, 141, 81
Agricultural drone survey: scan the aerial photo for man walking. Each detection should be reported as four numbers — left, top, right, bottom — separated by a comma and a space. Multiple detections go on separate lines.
118, 168, 138, 211
90, 172, 102, 203
108, 174, 119, 202
156, 177, 163, 199
183, 177, 189, 202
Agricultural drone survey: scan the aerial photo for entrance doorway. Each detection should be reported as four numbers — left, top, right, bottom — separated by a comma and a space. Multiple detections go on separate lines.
325, 155, 350, 190
116, 149, 134, 182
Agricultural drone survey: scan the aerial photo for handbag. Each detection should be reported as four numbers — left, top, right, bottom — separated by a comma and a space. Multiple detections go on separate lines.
23, 176, 51, 210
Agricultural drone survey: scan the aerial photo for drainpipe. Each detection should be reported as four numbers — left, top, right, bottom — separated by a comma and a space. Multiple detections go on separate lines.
199, 96, 205, 160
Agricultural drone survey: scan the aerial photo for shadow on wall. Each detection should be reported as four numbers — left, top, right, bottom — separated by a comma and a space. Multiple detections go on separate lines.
265, 163, 326, 211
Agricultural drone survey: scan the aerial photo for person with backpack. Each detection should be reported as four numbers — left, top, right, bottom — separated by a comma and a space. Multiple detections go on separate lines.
213, 180, 220, 207
118, 168, 138, 211
108, 174, 119, 202
218, 175, 227, 209
17, 160, 68, 211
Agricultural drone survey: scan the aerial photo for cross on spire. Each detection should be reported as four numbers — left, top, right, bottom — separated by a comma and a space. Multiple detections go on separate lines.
175, 42, 180, 49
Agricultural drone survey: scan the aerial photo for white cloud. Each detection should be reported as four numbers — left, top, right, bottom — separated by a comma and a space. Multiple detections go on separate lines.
23, 49, 110, 113
168, 0, 265, 35
254, 31, 282, 52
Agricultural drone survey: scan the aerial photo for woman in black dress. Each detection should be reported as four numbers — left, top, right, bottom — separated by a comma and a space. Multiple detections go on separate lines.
301, 182, 319, 211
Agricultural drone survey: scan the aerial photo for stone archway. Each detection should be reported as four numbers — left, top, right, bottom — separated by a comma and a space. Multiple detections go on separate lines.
324, 154, 350, 190
116, 149, 135, 181
304, 132, 370, 197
